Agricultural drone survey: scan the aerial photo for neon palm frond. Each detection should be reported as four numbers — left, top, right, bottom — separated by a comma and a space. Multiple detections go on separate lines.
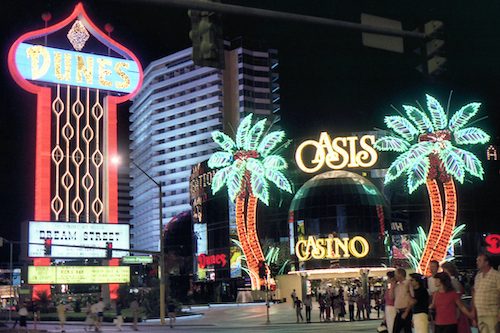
245, 118, 267, 150
236, 114, 253, 149
448, 102, 481, 131
207, 151, 233, 168
403, 105, 434, 134
374, 136, 411, 152
407, 156, 431, 194
211, 166, 231, 194
454, 127, 490, 145
452, 147, 484, 180
439, 148, 465, 184
384, 116, 418, 141
426, 94, 448, 130
258, 131, 286, 157
263, 155, 288, 170
212, 131, 236, 153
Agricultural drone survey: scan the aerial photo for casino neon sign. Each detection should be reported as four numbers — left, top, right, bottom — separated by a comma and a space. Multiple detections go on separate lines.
295, 132, 378, 173
295, 235, 370, 261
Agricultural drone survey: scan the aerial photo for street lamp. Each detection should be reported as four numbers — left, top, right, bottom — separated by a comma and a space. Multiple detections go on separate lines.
112, 156, 166, 325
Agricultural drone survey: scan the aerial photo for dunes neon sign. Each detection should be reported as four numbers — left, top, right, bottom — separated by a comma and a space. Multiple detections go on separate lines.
295, 132, 378, 173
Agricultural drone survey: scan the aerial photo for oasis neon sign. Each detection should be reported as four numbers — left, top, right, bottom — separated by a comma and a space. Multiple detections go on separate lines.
295, 132, 378, 173
295, 235, 370, 261
14, 43, 140, 93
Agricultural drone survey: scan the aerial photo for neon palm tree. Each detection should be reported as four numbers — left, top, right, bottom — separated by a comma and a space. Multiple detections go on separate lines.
375, 94, 489, 275
208, 114, 293, 289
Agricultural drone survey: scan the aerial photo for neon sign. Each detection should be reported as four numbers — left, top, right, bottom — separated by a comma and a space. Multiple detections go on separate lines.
295, 235, 370, 261
485, 234, 500, 255
14, 43, 139, 93
295, 132, 378, 173
197, 253, 228, 269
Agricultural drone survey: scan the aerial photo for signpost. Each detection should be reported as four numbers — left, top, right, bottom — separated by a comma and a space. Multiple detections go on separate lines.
121, 256, 153, 264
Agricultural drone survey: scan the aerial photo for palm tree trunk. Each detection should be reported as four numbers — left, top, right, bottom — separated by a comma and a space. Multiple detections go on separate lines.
246, 195, 265, 287
419, 179, 444, 275
235, 195, 259, 289
433, 180, 457, 265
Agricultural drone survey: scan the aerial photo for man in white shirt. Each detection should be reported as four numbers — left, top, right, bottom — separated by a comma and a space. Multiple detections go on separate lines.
472, 253, 500, 333
393, 268, 414, 333
427, 260, 440, 295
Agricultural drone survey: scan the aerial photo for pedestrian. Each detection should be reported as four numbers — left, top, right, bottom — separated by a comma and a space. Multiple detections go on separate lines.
294, 297, 304, 323
428, 260, 441, 295
114, 300, 123, 331
325, 292, 332, 321
318, 293, 326, 322
56, 301, 66, 333
84, 303, 94, 332
167, 300, 176, 328
348, 293, 355, 322
442, 262, 471, 333
430, 272, 473, 333
303, 294, 312, 323
130, 298, 140, 331
95, 297, 105, 332
356, 294, 365, 320
393, 268, 413, 333
291, 289, 297, 307
17, 302, 28, 333
409, 273, 429, 333
30, 300, 40, 330
472, 253, 500, 333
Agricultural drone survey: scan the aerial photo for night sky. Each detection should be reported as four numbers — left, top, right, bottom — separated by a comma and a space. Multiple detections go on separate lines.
0, 0, 499, 256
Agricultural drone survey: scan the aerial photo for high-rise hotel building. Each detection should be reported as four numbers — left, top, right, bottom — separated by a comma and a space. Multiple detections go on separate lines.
129, 42, 280, 252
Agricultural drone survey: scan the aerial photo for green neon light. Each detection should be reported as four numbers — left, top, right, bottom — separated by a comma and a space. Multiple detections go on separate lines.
208, 114, 293, 205
375, 94, 489, 193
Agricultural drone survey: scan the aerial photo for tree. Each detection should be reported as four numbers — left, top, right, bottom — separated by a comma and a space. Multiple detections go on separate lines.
208, 114, 293, 289
375, 94, 489, 275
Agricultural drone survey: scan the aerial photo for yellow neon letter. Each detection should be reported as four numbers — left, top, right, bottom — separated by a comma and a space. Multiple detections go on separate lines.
97, 58, 112, 87
115, 62, 131, 89
295, 240, 310, 261
357, 135, 378, 168
329, 137, 349, 169
348, 236, 370, 258
54, 52, 71, 81
334, 237, 351, 258
26, 45, 50, 80
76, 55, 94, 84
346, 136, 359, 168
295, 139, 324, 173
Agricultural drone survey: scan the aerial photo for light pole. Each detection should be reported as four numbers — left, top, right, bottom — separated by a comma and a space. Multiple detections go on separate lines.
113, 156, 166, 325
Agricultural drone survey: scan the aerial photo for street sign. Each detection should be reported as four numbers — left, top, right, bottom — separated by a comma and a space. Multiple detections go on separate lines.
121, 256, 153, 264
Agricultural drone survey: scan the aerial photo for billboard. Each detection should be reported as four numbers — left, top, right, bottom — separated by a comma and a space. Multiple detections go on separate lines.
28, 266, 130, 284
29, 221, 129, 258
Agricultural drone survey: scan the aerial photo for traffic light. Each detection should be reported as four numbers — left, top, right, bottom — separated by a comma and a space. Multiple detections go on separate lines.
106, 242, 113, 259
44, 238, 52, 256
188, 2, 224, 69
258, 261, 266, 279
417, 20, 446, 76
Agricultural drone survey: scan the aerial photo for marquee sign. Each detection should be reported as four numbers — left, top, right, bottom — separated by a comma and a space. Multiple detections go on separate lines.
197, 253, 228, 269
28, 266, 130, 284
295, 132, 378, 173
15, 43, 140, 93
28, 221, 129, 258
8, 3, 143, 300
295, 235, 370, 261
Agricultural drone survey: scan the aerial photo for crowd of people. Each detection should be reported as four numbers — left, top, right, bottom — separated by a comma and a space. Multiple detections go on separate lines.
289, 253, 499, 333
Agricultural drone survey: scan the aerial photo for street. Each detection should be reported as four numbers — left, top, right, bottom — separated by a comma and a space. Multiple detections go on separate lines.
25, 303, 381, 332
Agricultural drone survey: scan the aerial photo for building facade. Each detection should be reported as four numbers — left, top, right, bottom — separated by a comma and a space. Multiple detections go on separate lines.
129, 42, 280, 252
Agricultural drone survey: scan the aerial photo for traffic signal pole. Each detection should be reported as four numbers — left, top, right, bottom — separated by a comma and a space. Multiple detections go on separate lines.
127, 0, 426, 39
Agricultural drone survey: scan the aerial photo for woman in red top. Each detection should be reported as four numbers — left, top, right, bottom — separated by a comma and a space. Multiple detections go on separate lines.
430, 272, 473, 333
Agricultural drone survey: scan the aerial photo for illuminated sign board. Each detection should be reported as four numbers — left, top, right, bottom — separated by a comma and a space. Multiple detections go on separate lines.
28, 266, 130, 284
14, 43, 140, 93
121, 256, 153, 264
295, 132, 378, 173
28, 221, 129, 258
197, 253, 227, 269
295, 235, 370, 261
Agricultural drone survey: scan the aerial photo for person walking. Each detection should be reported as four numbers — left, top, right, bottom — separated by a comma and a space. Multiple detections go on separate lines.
442, 262, 471, 333
472, 253, 500, 333
294, 297, 304, 323
167, 300, 176, 328
393, 268, 413, 333
431, 272, 473, 333
318, 293, 326, 322
56, 301, 66, 333
17, 302, 28, 333
130, 298, 140, 331
84, 303, 94, 332
304, 294, 312, 323
114, 300, 123, 331
384, 271, 396, 333
95, 298, 105, 332
291, 289, 297, 307
348, 293, 356, 322
409, 273, 429, 333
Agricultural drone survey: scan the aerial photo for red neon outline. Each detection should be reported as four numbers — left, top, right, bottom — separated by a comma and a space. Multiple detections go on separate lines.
7, 3, 143, 299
